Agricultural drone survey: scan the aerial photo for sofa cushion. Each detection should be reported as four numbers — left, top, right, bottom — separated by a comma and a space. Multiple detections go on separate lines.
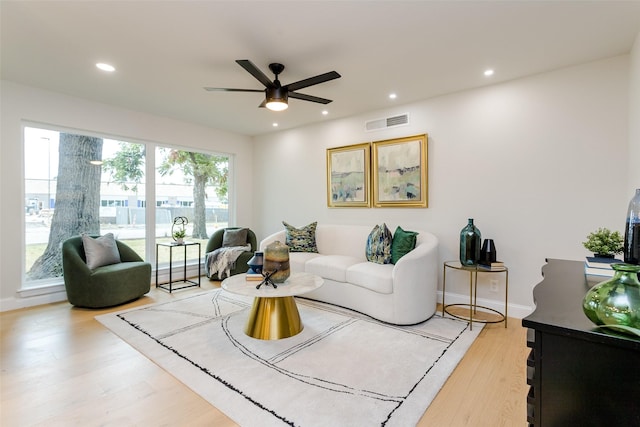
365, 223, 392, 264
288, 252, 322, 272
346, 262, 394, 294
306, 255, 360, 282
283, 221, 318, 252
222, 228, 248, 247
391, 226, 418, 264
314, 225, 369, 260
82, 233, 121, 270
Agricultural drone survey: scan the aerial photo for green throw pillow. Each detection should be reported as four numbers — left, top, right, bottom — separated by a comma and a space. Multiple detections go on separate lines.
366, 223, 392, 264
222, 228, 248, 247
391, 226, 418, 264
283, 221, 318, 252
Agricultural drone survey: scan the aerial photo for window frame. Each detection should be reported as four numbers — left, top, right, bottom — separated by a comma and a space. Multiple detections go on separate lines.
20, 122, 233, 292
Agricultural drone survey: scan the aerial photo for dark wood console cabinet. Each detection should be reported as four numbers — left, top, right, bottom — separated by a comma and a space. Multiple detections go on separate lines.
522, 259, 640, 426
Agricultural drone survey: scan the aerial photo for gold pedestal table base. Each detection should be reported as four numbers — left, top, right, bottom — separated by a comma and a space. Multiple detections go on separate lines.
221, 272, 324, 340
245, 296, 302, 339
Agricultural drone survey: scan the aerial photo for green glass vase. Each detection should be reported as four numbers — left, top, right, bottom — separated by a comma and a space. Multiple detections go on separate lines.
582, 263, 640, 333
459, 218, 481, 266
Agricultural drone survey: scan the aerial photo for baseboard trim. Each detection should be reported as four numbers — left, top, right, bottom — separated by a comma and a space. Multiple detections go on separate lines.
438, 290, 533, 319
1, 289, 69, 312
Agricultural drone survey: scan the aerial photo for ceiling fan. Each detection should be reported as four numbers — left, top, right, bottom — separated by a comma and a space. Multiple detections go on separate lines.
204, 60, 341, 111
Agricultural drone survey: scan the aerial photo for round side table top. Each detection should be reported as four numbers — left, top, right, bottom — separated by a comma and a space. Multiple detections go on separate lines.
221, 272, 324, 298
444, 260, 508, 272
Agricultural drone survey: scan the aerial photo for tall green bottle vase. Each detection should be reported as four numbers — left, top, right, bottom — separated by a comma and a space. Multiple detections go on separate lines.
460, 218, 481, 266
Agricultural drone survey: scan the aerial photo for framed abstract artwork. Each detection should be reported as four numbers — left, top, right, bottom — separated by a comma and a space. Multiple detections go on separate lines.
372, 134, 428, 208
326, 143, 371, 207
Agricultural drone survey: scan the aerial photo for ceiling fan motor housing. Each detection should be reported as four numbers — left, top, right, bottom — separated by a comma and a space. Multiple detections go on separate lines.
266, 86, 288, 102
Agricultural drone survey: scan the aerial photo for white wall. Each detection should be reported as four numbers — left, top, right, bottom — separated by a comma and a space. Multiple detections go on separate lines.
629, 32, 640, 197
2, 52, 635, 315
0, 81, 253, 309
252, 56, 631, 317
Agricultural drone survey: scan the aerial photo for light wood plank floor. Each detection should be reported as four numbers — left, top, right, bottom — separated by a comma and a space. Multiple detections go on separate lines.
1, 280, 528, 426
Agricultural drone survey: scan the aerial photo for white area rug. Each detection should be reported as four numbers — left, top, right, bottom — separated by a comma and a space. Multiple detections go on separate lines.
96, 289, 482, 427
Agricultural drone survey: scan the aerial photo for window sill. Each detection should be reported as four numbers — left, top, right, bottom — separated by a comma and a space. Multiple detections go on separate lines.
17, 280, 66, 298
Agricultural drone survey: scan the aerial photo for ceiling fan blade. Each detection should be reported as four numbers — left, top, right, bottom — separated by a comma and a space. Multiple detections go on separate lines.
203, 87, 264, 92
285, 71, 341, 92
258, 99, 267, 108
288, 92, 333, 104
236, 59, 274, 88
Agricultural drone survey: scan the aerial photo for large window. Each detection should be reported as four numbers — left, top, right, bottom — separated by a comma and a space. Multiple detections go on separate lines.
23, 125, 230, 287
154, 146, 229, 268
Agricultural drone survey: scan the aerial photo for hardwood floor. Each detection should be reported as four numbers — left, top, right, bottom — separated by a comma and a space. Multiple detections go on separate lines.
1, 281, 528, 426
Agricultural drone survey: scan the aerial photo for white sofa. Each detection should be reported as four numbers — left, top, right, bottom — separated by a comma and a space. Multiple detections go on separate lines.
260, 224, 439, 325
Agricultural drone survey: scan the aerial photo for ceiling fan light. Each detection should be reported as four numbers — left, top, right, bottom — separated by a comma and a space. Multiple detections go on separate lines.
265, 87, 288, 111
266, 100, 288, 111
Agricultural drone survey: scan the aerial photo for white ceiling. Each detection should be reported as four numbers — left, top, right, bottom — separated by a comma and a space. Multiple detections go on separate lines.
2, 1, 640, 137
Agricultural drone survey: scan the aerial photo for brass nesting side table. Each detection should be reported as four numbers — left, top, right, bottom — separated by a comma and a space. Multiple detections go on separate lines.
442, 260, 508, 330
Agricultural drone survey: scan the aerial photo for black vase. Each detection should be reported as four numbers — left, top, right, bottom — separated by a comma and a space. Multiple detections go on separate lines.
624, 188, 640, 265
480, 239, 497, 264
460, 218, 481, 266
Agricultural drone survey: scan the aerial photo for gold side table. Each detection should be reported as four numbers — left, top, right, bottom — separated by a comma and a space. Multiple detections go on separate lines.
442, 260, 508, 330
221, 272, 324, 340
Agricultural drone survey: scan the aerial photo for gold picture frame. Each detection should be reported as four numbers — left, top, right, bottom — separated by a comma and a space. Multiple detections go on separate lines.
326, 143, 371, 207
372, 134, 428, 208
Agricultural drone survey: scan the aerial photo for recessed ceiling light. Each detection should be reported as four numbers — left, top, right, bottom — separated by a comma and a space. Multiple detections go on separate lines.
96, 63, 115, 72
272, 123, 278, 127
389, 93, 397, 99
484, 69, 494, 77
322, 110, 328, 116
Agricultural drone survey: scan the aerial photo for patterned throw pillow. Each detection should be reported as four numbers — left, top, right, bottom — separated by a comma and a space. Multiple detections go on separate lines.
366, 223, 393, 264
391, 226, 419, 264
283, 221, 318, 253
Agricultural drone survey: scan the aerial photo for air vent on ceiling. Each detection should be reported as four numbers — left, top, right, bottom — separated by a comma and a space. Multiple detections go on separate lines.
365, 113, 409, 132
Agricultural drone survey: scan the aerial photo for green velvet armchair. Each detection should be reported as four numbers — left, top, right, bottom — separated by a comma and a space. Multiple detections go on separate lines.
205, 227, 257, 280
62, 236, 151, 308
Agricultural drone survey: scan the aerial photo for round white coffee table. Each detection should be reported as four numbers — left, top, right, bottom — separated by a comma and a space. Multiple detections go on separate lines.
221, 272, 323, 340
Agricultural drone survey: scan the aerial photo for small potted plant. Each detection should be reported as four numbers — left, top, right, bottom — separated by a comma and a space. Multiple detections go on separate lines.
582, 227, 624, 258
173, 228, 186, 245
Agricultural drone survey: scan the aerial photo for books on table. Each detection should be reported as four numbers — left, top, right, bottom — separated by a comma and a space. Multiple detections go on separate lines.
246, 272, 263, 281
584, 257, 621, 278
584, 266, 615, 277
477, 261, 505, 270
585, 257, 623, 269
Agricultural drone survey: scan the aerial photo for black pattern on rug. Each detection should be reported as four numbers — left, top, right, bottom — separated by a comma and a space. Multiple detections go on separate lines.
100, 289, 480, 427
